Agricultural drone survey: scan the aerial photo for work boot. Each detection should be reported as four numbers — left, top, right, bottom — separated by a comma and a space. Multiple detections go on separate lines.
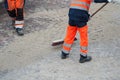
79, 54, 92, 63
61, 51, 69, 59
16, 28, 24, 36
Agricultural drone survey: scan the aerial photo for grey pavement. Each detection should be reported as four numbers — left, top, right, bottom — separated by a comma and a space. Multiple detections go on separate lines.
0, 0, 120, 80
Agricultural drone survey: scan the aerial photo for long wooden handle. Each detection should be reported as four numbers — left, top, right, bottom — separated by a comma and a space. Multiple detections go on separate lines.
91, 3, 108, 17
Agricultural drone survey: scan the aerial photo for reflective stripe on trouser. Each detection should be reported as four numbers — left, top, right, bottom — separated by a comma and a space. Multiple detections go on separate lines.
62, 25, 77, 53
15, 20, 24, 28
78, 25, 88, 54
62, 42, 72, 53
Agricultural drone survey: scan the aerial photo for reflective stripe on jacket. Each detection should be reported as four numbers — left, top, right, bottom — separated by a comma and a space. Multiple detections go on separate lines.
70, 0, 92, 11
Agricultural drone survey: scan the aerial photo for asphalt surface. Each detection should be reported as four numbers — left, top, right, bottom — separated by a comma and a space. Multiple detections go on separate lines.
0, 0, 120, 80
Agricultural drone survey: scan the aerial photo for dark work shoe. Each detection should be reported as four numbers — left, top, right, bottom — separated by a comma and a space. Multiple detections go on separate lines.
61, 51, 69, 59
16, 28, 24, 36
79, 55, 92, 63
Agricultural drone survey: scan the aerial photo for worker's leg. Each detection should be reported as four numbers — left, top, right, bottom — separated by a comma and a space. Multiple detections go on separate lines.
78, 25, 92, 63
15, 0, 25, 36
78, 25, 88, 54
61, 25, 77, 59
4, 0, 16, 25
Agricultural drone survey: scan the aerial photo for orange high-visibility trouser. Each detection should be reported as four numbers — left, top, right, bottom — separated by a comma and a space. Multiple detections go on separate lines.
62, 25, 88, 54
6, 0, 24, 11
